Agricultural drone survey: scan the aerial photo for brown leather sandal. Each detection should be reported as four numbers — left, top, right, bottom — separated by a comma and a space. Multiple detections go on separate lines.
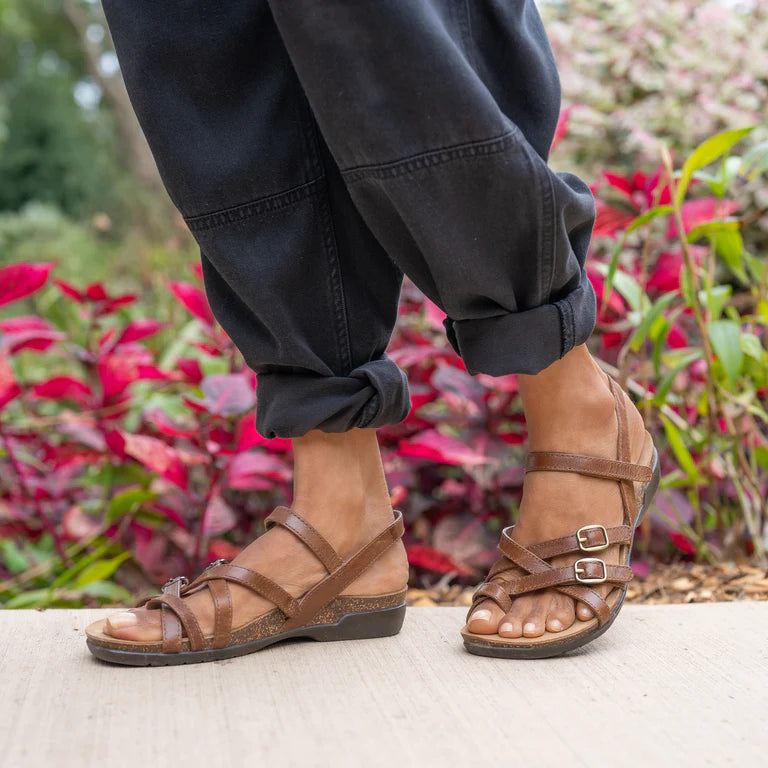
86, 507, 406, 666
461, 377, 660, 659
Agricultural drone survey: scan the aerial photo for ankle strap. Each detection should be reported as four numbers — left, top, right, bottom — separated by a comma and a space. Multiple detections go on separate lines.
266, 506, 343, 572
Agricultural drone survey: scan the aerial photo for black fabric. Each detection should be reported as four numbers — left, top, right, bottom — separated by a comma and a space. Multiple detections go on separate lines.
102, 0, 596, 437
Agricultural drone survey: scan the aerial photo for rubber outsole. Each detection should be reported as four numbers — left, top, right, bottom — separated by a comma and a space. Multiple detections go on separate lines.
87, 603, 406, 667
462, 446, 660, 660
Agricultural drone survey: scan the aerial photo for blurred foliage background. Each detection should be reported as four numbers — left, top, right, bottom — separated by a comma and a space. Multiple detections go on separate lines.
0, 0, 767, 608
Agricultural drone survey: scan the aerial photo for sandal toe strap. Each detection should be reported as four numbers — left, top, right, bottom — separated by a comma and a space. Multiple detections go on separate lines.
146, 591, 205, 653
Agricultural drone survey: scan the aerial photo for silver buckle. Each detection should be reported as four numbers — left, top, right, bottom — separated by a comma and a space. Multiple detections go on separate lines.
576, 524, 609, 552
162, 575, 189, 590
574, 558, 607, 584
204, 558, 229, 571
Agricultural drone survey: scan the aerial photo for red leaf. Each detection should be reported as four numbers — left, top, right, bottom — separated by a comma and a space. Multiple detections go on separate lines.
122, 433, 188, 489
0, 262, 54, 308
62, 505, 101, 540
203, 494, 237, 536
189, 374, 256, 416
235, 412, 292, 452
145, 409, 197, 439
117, 319, 165, 345
0, 316, 64, 354
592, 199, 636, 237
54, 279, 84, 302
398, 429, 496, 466
177, 357, 204, 384
668, 199, 740, 238
406, 544, 473, 576
33, 376, 92, 406
227, 451, 292, 490
0, 355, 21, 410
170, 281, 215, 326
550, 105, 572, 154
85, 283, 108, 301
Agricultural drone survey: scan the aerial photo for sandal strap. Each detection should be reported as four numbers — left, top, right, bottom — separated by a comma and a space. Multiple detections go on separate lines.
207, 578, 232, 650
146, 589, 206, 653
280, 509, 405, 632
526, 525, 632, 559
188, 563, 299, 618
265, 506, 343, 573
524, 452, 652, 483
499, 563, 633, 595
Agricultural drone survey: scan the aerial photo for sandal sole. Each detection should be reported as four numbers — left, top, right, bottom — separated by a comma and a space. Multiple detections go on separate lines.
462, 445, 660, 660
87, 603, 406, 667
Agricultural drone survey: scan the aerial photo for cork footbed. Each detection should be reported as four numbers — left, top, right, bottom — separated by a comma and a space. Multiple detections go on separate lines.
461, 431, 657, 653
86, 590, 407, 654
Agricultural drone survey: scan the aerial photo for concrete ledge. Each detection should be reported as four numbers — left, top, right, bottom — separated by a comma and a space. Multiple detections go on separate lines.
1, 604, 766, 767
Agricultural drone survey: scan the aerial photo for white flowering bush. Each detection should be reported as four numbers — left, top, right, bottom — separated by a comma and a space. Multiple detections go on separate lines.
543, 0, 768, 174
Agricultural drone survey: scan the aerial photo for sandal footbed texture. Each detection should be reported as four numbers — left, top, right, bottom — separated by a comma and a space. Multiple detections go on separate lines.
86, 507, 406, 666
461, 377, 660, 659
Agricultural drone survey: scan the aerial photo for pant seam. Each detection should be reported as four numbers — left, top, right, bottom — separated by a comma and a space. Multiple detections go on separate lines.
539, 159, 557, 306
300, 107, 353, 373
341, 129, 521, 184
184, 178, 323, 232
554, 296, 575, 358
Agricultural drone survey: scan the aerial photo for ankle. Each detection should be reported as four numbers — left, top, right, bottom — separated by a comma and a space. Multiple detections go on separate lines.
290, 428, 393, 553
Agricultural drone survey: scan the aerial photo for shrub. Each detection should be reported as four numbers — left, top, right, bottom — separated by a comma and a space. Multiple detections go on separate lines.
0, 127, 766, 607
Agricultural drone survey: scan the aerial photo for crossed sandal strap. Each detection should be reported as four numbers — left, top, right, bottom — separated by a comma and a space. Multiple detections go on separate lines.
280, 509, 405, 632
527, 524, 633, 559
469, 528, 620, 625
145, 578, 205, 653
265, 506, 343, 573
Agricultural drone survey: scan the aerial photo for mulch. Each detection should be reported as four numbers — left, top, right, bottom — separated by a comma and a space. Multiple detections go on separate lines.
406, 562, 768, 607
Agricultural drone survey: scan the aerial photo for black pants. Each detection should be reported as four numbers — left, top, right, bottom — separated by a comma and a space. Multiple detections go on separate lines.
102, 0, 597, 438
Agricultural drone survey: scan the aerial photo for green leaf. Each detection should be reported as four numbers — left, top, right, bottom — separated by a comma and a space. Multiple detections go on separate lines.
74, 552, 131, 588
0, 540, 29, 575
660, 414, 701, 481
106, 488, 156, 522
744, 252, 766, 284
698, 284, 732, 321
628, 292, 677, 352
676, 127, 755, 206
741, 140, 768, 180
740, 333, 764, 361
686, 218, 740, 243
79, 581, 133, 603
755, 446, 768, 471
653, 350, 704, 405
714, 229, 747, 282
4, 589, 52, 610
707, 320, 744, 385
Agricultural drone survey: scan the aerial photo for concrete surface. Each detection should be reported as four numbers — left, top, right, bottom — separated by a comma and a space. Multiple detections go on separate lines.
0, 604, 766, 768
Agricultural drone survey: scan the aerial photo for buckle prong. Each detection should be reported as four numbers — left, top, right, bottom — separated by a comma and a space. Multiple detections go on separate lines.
576, 524, 609, 552
574, 558, 607, 584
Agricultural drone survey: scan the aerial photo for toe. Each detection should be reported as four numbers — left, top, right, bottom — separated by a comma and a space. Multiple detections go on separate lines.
521, 591, 552, 638
497, 597, 532, 638
105, 609, 162, 642
546, 593, 575, 633
467, 599, 506, 635
575, 601, 595, 622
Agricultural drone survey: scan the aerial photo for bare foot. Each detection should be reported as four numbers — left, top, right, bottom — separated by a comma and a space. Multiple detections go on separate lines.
103, 428, 409, 642
467, 346, 647, 637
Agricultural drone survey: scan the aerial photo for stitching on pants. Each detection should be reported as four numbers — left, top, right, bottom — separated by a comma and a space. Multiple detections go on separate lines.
340, 130, 521, 184
300, 105, 353, 374
184, 178, 323, 232
554, 296, 575, 358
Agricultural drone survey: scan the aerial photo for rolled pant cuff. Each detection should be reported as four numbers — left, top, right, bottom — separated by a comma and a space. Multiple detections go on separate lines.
255, 355, 411, 438
443, 271, 596, 376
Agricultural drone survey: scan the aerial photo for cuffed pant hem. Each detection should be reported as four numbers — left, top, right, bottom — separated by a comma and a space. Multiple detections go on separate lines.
255, 355, 411, 438
443, 270, 596, 376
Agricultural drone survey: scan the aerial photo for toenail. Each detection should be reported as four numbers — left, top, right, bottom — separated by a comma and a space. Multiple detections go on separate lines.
108, 612, 137, 629
549, 619, 563, 631
471, 610, 491, 623
524, 622, 537, 633
499, 622, 514, 635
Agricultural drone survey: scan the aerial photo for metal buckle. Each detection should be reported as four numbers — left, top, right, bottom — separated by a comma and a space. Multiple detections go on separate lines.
204, 558, 229, 571
162, 575, 189, 590
574, 558, 607, 584
576, 524, 609, 552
